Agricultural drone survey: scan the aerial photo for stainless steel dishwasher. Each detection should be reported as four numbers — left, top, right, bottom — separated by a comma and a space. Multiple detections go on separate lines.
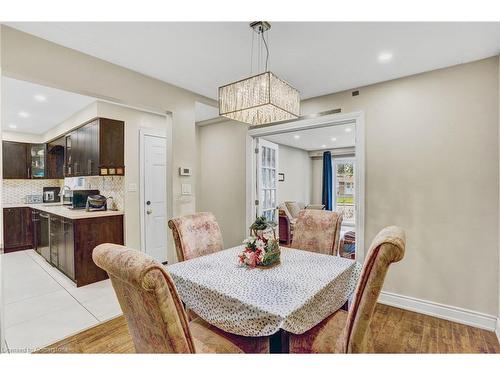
38, 212, 51, 263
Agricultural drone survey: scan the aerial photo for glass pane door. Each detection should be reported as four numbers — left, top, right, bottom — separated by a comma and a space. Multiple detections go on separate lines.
334, 157, 355, 226
30, 144, 46, 179
256, 139, 279, 223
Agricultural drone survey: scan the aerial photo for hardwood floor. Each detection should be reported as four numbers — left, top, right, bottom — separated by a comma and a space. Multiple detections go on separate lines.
37, 304, 500, 354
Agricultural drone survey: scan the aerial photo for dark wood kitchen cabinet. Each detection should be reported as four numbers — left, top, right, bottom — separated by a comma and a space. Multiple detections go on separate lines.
46, 137, 65, 179
2, 141, 47, 179
3, 207, 33, 252
44, 213, 123, 287
2, 141, 29, 179
65, 118, 124, 177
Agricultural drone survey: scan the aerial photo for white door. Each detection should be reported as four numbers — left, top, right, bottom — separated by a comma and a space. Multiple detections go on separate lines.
143, 134, 167, 262
255, 138, 279, 223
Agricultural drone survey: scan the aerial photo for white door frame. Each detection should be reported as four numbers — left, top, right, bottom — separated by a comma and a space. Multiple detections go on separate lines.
139, 123, 172, 260
246, 111, 366, 262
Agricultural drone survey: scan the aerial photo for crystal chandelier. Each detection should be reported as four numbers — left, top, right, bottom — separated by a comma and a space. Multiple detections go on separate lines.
219, 22, 300, 126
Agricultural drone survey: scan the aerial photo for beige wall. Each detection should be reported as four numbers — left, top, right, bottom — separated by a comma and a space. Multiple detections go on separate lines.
277, 144, 311, 205
96, 101, 168, 254
302, 57, 499, 316
1, 25, 217, 263
311, 157, 323, 204
196, 120, 248, 248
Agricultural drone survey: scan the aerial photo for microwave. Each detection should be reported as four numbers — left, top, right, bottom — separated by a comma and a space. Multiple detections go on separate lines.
71, 190, 100, 209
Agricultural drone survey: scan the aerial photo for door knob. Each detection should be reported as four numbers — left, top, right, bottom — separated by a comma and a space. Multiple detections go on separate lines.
147, 209, 153, 215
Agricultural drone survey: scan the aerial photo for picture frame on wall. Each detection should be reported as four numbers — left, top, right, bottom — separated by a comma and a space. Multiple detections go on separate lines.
278, 173, 285, 182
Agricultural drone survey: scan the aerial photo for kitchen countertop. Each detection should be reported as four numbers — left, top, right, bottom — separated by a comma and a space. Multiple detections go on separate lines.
3, 203, 124, 220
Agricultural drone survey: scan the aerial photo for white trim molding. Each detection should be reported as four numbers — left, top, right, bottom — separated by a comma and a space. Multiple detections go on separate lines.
378, 291, 498, 332
496, 317, 500, 343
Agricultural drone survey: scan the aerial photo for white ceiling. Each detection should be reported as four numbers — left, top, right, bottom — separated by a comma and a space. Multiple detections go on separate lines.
6, 22, 500, 101
263, 123, 355, 151
1, 77, 95, 134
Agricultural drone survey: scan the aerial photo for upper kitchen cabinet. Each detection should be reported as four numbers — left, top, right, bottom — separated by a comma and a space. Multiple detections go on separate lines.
65, 118, 124, 177
2, 141, 47, 179
2, 141, 30, 179
46, 137, 65, 179
29, 143, 47, 179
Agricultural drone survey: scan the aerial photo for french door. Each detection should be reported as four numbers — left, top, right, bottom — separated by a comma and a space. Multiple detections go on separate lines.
255, 138, 279, 223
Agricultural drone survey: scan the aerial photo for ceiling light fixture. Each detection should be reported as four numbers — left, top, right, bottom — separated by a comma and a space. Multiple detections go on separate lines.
8, 124, 17, 129
293, 135, 300, 139
378, 51, 393, 63
331, 137, 337, 141
219, 21, 300, 126
34, 94, 47, 102
321, 144, 327, 148
345, 127, 352, 133
18, 111, 30, 118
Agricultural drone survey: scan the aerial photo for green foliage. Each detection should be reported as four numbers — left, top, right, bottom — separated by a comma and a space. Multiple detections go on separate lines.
250, 216, 277, 231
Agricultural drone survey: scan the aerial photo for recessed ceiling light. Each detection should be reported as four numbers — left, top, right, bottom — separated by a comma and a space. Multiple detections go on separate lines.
331, 137, 337, 141
18, 111, 30, 118
293, 135, 300, 139
321, 144, 327, 148
378, 52, 393, 63
8, 124, 17, 129
34, 94, 47, 102
345, 127, 352, 133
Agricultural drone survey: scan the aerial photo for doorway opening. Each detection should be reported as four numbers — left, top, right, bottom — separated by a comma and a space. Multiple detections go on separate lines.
246, 111, 365, 261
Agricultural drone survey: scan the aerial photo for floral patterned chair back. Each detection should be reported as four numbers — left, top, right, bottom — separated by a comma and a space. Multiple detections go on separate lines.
93, 244, 196, 353
168, 212, 224, 262
338, 226, 406, 353
291, 210, 343, 255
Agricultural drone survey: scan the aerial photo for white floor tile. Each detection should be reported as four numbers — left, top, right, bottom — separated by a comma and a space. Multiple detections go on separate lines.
4, 265, 63, 304
65, 279, 115, 303
81, 293, 122, 322
5, 289, 80, 328
5, 303, 99, 353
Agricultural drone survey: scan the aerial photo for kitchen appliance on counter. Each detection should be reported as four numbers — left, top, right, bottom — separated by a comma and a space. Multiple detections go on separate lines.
43, 187, 61, 203
86, 194, 108, 212
70, 190, 100, 210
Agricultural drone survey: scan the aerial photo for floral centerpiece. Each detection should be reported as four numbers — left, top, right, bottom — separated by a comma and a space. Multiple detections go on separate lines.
238, 216, 281, 268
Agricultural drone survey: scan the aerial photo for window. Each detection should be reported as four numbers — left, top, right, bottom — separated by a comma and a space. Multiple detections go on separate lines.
333, 157, 355, 226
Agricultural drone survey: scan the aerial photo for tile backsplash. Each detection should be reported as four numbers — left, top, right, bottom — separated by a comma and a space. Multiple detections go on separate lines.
2, 176, 125, 211
64, 176, 125, 211
2, 179, 64, 205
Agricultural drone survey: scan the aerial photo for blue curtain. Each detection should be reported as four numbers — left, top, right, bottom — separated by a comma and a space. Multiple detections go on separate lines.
322, 151, 333, 210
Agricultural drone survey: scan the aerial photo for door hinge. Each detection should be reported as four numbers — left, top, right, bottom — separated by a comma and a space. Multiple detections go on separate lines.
254, 148, 259, 154
255, 199, 259, 206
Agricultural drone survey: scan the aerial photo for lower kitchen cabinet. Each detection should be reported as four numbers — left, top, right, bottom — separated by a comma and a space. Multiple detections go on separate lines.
44, 213, 123, 287
3, 207, 33, 252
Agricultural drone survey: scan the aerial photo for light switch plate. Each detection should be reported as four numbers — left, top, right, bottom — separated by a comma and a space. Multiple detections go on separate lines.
181, 183, 192, 195
128, 183, 138, 192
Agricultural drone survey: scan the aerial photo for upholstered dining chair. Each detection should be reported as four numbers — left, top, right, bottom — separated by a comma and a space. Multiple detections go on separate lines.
291, 209, 343, 255
289, 226, 406, 353
93, 243, 245, 353
168, 212, 224, 262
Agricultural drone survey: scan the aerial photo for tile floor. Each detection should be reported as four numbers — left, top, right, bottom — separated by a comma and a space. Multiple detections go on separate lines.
2, 249, 122, 353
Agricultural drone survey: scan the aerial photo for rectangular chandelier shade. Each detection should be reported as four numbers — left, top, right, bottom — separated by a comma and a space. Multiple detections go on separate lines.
219, 71, 300, 126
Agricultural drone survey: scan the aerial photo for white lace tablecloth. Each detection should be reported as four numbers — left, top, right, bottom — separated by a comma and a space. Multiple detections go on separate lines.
166, 246, 361, 337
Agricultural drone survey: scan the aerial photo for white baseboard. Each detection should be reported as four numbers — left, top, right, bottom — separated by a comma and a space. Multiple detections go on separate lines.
378, 291, 497, 332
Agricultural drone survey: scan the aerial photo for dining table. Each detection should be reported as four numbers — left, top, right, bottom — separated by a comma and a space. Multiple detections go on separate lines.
166, 245, 362, 353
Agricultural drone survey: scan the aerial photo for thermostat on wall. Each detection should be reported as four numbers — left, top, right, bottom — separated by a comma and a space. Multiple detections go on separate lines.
179, 167, 192, 176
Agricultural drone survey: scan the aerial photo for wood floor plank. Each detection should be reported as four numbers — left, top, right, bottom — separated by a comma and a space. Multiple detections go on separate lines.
36, 304, 500, 354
